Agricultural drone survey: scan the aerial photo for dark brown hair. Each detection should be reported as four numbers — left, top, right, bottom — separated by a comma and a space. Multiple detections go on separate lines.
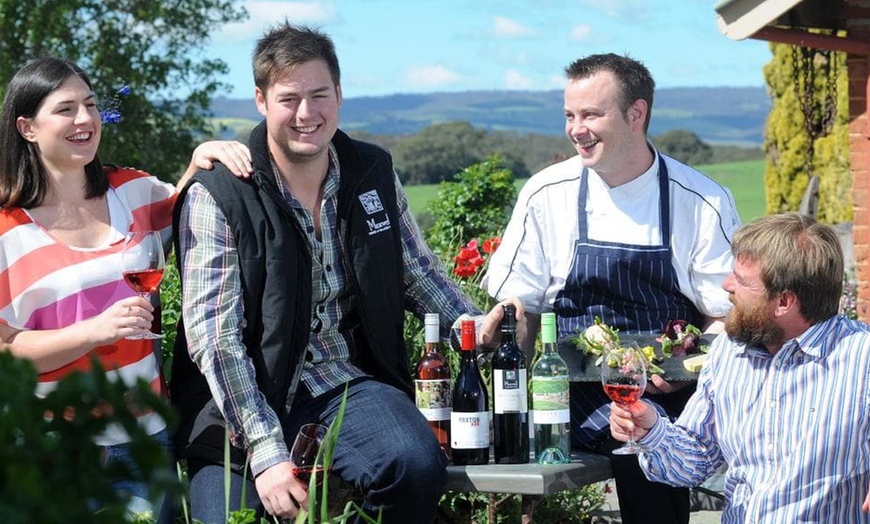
0, 56, 106, 208
252, 22, 340, 94
564, 53, 655, 133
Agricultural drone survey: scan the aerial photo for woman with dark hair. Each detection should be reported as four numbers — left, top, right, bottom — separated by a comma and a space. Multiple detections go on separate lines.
0, 56, 247, 521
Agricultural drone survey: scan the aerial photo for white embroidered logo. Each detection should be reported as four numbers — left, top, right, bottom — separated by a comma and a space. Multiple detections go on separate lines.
358, 190, 390, 235
366, 215, 391, 236
358, 190, 384, 215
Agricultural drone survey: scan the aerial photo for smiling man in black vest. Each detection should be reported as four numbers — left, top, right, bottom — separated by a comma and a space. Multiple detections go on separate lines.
171, 22, 519, 523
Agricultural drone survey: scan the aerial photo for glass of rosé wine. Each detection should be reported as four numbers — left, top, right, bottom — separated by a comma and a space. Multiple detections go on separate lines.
121, 230, 165, 340
601, 342, 647, 455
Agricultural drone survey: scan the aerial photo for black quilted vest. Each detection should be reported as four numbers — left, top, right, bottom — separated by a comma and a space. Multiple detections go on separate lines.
170, 122, 409, 467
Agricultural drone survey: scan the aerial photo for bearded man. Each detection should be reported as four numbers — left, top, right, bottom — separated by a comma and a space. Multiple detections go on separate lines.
609, 212, 870, 523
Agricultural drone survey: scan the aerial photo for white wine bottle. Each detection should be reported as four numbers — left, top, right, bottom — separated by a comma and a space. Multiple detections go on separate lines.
532, 312, 570, 464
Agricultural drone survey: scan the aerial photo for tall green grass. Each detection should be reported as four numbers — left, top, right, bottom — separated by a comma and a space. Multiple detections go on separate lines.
405, 159, 765, 224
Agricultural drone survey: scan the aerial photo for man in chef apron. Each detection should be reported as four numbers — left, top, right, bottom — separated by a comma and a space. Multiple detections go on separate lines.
483, 53, 740, 524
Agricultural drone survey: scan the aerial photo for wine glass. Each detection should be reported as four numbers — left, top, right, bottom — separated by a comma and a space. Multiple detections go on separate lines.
291, 423, 330, 486
121, 231, 165, 340
600, 342, 647, 455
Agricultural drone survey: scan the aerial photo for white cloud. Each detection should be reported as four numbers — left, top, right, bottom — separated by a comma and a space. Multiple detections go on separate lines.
404, 65, 462, 89
569, 24, 593, 41
492, 16, 535, 38
504, 70, 534, 90
217, 1, 337, 42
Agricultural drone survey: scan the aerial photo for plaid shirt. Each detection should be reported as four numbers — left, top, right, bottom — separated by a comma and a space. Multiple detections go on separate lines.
178, 143, 480, 475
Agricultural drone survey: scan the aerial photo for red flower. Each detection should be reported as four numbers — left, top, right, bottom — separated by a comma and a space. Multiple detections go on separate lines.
482, 236, 501, 254
453, 239, 485, 278
453, 262, 478, 278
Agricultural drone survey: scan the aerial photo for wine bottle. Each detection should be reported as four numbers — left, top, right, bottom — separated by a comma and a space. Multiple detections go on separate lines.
450, 319, 490, 465
415, 313, 452, 458
532, 312, 571, 464
492, 304, 529, 464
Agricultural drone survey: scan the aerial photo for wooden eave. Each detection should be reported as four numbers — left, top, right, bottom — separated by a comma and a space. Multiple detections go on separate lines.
714, 0, 870, 54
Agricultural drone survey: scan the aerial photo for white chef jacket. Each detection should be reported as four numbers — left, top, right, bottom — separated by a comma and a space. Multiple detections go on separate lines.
483, 152, 740, 318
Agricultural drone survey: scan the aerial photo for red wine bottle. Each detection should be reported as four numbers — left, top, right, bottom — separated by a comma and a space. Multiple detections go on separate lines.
450, 319, 490, 465
415, 313, 452, 458
492, 303, 529, 464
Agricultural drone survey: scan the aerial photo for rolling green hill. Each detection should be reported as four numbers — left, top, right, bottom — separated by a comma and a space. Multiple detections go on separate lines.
406, 159, 765, 225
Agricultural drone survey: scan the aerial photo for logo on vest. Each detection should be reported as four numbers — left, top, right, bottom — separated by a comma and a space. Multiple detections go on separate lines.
366, 214, 391, 236
358, 190, 384, 215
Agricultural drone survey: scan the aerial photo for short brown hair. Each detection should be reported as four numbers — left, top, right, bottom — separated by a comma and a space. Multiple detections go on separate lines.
563, 53, 655, 133
252, 22, 340, 93
732, 212, 843, 324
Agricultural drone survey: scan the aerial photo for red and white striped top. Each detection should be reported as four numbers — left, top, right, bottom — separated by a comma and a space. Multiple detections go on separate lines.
0, 166, 175, 445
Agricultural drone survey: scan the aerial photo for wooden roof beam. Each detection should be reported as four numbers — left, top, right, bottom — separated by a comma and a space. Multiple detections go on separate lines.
752, 25, 870, 55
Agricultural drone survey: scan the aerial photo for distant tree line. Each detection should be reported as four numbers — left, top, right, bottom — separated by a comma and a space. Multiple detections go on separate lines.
351, 122, 764, 185
227, 119, 764, 186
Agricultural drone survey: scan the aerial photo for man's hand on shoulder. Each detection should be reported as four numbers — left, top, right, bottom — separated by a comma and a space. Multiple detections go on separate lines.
255, 461, 309, 519
177, 140, 253, 191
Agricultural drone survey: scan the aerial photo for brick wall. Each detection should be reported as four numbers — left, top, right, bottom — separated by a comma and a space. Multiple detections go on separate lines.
847, 3, 870, 320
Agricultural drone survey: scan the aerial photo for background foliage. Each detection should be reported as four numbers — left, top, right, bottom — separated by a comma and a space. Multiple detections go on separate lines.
424, 155, 518, 258
763, 42, 851, 222
0, 0, 246, 181
0, 352, 178, 523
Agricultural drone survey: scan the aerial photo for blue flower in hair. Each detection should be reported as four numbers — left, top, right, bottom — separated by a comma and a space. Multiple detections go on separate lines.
100, 85, 130, 124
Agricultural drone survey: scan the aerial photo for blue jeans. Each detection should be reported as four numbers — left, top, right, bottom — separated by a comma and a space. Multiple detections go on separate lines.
188, 378, 447, 523
100, 427, 173, 524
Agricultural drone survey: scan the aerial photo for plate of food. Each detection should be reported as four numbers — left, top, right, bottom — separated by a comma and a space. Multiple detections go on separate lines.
557, 318, 714, 382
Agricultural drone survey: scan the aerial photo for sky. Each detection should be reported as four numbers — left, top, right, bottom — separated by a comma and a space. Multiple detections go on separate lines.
203, 0, 774, 100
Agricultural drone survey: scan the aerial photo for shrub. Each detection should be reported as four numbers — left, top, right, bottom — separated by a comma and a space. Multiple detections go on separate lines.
0, 353, 179, 523
424, 155, 517, 259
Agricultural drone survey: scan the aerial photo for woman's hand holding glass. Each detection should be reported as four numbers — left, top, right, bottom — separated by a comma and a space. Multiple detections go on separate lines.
121, 231, 165, 340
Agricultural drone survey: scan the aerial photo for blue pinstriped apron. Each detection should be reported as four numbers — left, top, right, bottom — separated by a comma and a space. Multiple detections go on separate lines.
555, 156, 703, 447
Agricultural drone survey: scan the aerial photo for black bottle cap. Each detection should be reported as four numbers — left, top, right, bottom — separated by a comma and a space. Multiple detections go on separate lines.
501, 303, 516, 330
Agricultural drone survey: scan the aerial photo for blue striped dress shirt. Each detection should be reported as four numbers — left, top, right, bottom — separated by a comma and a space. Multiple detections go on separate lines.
638, 314, 870, 523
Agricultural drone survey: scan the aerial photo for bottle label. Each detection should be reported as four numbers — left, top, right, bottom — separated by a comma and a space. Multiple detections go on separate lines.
451, 411, 490, 449
414, 379, 452, 421
493, 369, 528, 414
531, 375, 570, 424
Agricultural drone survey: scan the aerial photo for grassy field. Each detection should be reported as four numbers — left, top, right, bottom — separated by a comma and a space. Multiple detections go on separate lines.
406, 159, 765, 224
